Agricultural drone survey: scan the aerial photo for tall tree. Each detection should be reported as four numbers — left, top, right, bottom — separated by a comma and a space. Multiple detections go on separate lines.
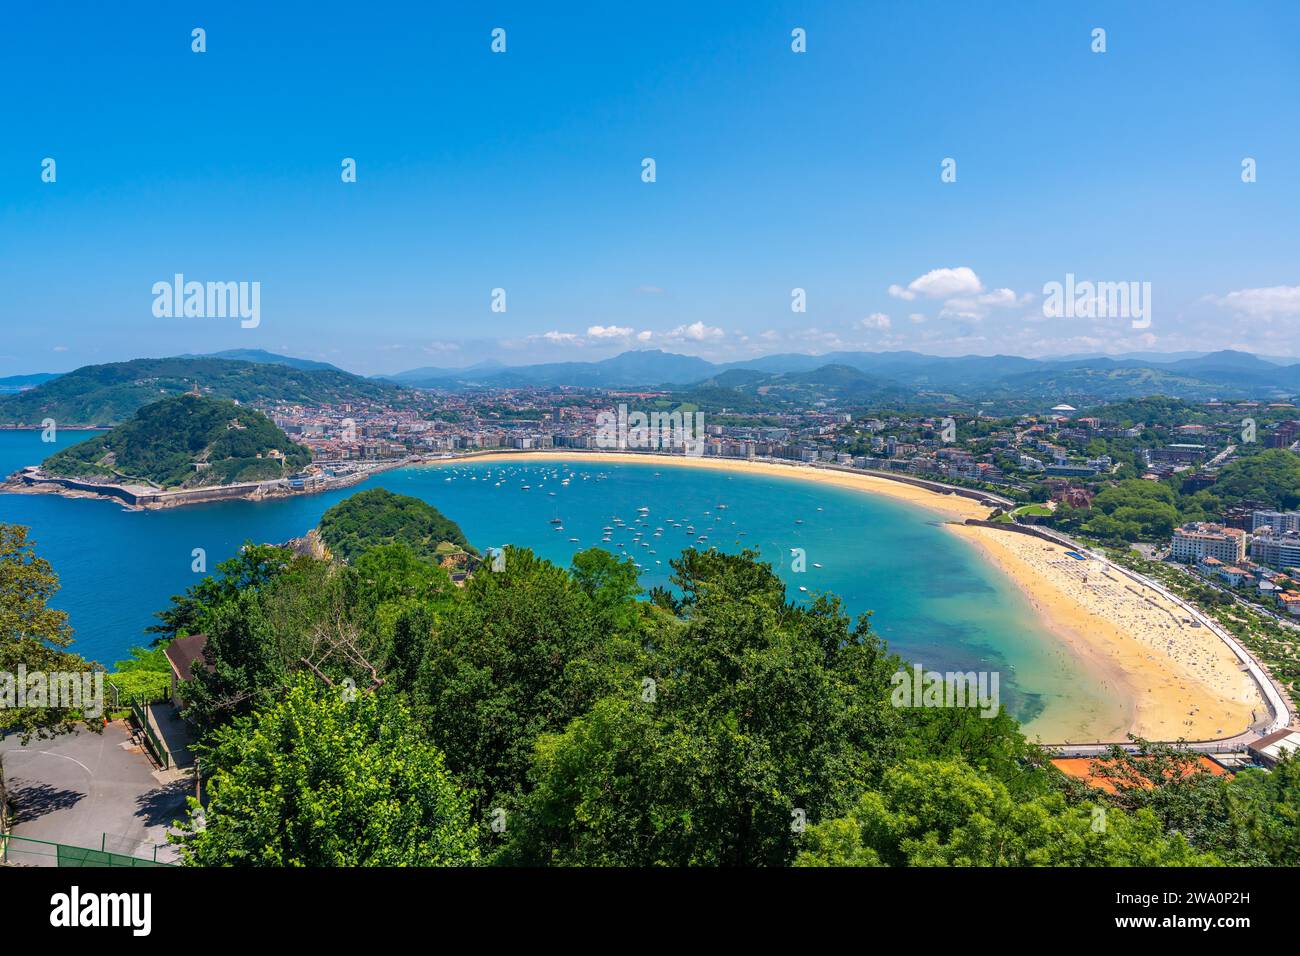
148, 542, 292, 641
413, 546, 638, 812
0, 524, 96, 739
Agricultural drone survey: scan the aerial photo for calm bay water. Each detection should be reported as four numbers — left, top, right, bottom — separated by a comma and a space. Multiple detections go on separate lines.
0, 431, 1116, 739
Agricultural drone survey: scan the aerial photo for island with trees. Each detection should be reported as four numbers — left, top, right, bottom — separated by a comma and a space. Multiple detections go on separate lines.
317, 488, 476, 563
0, 394, 398, 510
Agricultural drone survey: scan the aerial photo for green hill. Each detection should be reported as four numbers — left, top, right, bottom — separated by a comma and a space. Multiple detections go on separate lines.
42, 394, 312, 488
0, 357, 409, 426
318, 488, 476, 562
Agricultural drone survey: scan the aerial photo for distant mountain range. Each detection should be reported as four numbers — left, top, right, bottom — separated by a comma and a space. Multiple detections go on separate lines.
0, 351, 341, 396
5, 348, 1300, 425
381, 351, 717, 388
378, 348, 1300, 402
0, 372, 59, 393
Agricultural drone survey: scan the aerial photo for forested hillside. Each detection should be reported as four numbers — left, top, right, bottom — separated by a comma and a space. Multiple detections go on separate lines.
133, 539, 1299, 868
42, 394, 311, 488
318, 488, 475, 561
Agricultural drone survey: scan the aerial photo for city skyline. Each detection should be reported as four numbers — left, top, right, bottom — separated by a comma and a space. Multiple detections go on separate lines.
3, 2, 1299, 376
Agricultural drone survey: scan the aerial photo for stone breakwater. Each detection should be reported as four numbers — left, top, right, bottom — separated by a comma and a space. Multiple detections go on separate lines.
2, 462, 394, 511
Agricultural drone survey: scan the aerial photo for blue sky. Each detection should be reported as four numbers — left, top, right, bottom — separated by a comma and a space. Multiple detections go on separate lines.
2, 1, 1298, 376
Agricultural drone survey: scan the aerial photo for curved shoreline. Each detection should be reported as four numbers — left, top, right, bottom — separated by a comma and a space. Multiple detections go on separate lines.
420, 449, 1287, 747
9, 442, 1287, 748
431, 449, 1002, 521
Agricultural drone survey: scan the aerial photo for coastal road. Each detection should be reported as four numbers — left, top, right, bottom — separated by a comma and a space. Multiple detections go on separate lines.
1048, 731, 1264, 759
1173, 562, 1300, 634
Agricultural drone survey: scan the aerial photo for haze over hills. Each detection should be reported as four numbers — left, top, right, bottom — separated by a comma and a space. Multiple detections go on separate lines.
378, 347, 1300, 402
383, 359, 506, 384
0, 372, 59, 393
180, 349, 349, 373
381, 350, 717, 388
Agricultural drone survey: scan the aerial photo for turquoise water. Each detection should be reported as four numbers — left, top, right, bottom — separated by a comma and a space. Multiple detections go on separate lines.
0, 432, 1115, 738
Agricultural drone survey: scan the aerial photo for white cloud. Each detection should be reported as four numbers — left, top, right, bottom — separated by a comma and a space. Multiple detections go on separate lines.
939, 300, 982, 320
636, 330, 653, 342
860, 312, 891, 331
941, 292, 1016, 320
587, 324, 634, 338
797, 328, 846, 349
1211, 285, 1300, 317
891, 269, 1025, 322
422, 340, 461, 353
667, 321, 724, 342
976, 287, 1017, 307
891, 266, 984, 300
539, 331, 580, 344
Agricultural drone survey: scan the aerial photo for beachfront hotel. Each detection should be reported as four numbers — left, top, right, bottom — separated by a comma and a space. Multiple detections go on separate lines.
1169, 522, 1247, 564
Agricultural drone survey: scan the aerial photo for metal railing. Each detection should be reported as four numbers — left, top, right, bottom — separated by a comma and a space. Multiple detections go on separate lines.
1, 833, 174, 868
129, 696, 171, 770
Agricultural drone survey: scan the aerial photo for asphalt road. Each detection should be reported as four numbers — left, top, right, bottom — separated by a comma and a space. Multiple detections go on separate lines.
1, 720, 189, 864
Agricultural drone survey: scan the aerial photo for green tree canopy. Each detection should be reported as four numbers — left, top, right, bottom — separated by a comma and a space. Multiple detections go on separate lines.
413, 546, 637, 811
499, 549, 905, 866
1211, 448, 1300, 510
177, 680, 479, 866
0, 524, 96, 739
318, 488, 475, 561
794, 758, 1218, 867
149, 542, 293, 641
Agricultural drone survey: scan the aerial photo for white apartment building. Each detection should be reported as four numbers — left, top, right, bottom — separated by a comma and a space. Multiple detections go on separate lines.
1250, 531, 1300, 570
1169, 523, 1246, 564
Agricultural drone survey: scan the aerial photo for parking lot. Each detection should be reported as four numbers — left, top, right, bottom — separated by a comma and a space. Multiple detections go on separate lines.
1, 720, 191, 865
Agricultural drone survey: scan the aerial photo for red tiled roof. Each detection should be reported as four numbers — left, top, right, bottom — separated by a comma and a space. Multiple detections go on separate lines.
1051, 755, 1229, 794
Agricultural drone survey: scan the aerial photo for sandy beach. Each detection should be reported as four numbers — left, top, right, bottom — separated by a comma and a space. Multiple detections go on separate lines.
949, 526, 1263, 743
435, 450, 1268, 743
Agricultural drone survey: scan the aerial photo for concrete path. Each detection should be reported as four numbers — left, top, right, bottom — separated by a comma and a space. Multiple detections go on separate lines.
145, 702, 195, 770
